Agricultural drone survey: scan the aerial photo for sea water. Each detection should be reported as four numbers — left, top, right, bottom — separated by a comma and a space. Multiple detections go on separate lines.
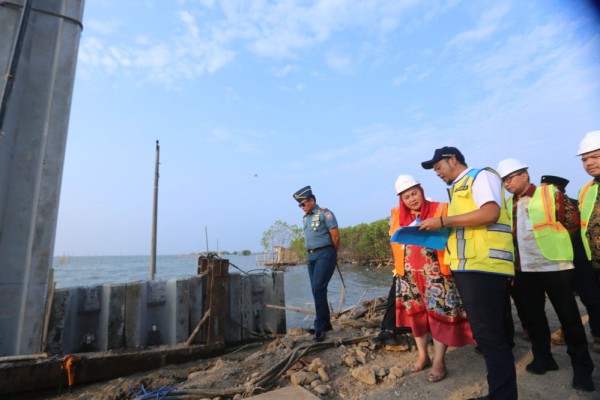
52, 254, 391, 330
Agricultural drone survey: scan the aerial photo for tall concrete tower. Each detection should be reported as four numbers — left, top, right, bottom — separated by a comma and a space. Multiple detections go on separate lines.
0, 0, 85, 355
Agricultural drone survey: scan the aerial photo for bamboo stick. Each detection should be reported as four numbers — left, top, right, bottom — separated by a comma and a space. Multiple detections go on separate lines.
266, 304, 315, 316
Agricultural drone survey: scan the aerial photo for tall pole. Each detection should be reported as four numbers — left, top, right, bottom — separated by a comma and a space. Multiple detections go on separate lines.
150, 140, 160, 280
205, 226, 209, 253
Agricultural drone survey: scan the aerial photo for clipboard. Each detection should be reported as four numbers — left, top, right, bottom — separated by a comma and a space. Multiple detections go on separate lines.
390, 224, 451, 250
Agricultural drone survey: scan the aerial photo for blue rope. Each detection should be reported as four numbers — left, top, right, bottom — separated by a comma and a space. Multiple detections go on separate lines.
134, 384, 175, 399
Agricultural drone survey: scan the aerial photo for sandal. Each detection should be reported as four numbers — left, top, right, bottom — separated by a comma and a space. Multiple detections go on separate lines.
410, 359, 431, 373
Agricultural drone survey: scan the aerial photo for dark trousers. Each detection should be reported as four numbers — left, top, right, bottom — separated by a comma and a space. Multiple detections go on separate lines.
573, 261, 600, 338
517, 269, 594, 379
454, 272, 517, 400
509, 274, 528, 331
307, 246, 336, 333
381, 276, 411, 333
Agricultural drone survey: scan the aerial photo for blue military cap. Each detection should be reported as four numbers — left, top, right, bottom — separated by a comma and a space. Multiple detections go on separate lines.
293, 185, 312, 203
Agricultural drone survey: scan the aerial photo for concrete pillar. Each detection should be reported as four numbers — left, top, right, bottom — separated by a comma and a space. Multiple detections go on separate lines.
0, 0, 85, 355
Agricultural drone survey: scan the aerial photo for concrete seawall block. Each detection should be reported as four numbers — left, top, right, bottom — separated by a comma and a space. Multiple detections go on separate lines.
264, 272, 286, 334
71, 286, 103, 353
98, 284, 126, 350
227, 273, 242, 343
46, 288, 70, 354
250, 274, 266, 336
188, 274, 206, 344
166, 278, 189, 344
240, 275, 254, 340
124, 281, 143, 348
144, 280, 167, 346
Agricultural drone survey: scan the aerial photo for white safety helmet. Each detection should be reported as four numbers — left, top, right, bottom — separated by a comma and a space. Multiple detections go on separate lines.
497, 158, 528, 179
577, 130, 600, 156
395, 175, 420, 195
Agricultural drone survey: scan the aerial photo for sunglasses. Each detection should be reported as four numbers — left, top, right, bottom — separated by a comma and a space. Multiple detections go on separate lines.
298, 200, 310, 208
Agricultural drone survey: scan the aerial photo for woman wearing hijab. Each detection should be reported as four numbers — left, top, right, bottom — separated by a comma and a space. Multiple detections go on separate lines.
390, 175, 474, 382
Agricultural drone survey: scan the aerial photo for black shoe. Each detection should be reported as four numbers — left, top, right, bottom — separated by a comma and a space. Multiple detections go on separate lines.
370, 331, 401, 346
313, 331, 326, 342
306, 324, 333, 335
573, 374, 596, 392
573, 375, 595, 392
525, 357, 559, 375
467, 396, 489, 400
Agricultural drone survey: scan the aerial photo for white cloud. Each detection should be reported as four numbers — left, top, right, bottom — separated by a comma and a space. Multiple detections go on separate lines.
325, 52, 351, 72
446, 2, 511, 48
77, 0, 437, 86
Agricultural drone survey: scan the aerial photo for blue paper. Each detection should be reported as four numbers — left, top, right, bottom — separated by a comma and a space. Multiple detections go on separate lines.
390, 225, 451, 250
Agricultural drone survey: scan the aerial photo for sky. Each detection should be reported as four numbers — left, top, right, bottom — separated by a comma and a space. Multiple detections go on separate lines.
53, 0, 600, 256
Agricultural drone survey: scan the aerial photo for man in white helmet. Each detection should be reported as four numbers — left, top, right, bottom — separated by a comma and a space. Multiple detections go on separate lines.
419, 146, 516, 400
578, 131, 600, 270
497, 158, 594, 392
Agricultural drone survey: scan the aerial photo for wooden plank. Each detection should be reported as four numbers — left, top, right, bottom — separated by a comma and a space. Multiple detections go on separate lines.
206, 259, 229, 345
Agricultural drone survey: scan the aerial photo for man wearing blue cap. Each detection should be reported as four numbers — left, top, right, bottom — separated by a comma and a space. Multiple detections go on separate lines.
293, 185, 340, 342
419, 147, 517, 400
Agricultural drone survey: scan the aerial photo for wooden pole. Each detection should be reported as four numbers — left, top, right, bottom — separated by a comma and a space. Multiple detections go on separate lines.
150, 140, 160, 280
40, 267, 55, 352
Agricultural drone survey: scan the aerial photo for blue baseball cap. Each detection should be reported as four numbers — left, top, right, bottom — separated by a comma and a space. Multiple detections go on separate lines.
421, 146, 465, 170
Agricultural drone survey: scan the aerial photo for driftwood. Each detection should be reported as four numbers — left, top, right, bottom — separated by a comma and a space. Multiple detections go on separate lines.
185, 309, 211, 346
266, 304, 314, 316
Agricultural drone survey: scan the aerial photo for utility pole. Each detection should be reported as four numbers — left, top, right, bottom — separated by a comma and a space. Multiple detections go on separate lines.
150, 140, 160, 280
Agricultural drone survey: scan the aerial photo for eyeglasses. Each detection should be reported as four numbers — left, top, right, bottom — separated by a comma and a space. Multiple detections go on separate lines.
298, 200, 309, 208
503, 171, 523, 184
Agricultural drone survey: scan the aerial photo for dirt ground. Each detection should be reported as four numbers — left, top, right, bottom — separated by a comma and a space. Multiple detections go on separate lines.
12, 297, 600, 400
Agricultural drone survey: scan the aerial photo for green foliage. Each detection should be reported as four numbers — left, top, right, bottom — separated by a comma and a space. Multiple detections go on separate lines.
241, 249, 252, 256
338, 217, 392, 263
261, 220, 302, 253
289, 236, 306, 262
261, 217, 392, 265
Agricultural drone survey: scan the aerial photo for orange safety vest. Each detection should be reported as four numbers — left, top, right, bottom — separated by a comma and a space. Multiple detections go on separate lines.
389, 203, 450, 276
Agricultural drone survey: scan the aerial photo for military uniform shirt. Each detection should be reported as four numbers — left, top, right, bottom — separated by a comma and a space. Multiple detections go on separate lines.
303, 204, 338, 250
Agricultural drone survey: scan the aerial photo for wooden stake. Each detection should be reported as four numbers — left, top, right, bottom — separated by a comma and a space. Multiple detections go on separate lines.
41, 267, 55, 353
186, 309, 211, 346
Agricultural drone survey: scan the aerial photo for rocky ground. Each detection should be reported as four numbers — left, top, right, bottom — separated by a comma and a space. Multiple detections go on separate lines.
11, 297, 600, 400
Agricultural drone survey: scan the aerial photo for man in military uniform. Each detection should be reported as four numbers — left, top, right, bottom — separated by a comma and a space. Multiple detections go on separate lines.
293, 186, 340, 342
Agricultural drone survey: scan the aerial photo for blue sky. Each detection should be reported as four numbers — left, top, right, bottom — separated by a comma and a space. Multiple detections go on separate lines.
53, 0, 600, 256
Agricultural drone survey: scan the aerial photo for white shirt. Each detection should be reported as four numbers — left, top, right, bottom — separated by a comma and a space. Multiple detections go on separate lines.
453, 168, 502, 208
515, 194, 574, 272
